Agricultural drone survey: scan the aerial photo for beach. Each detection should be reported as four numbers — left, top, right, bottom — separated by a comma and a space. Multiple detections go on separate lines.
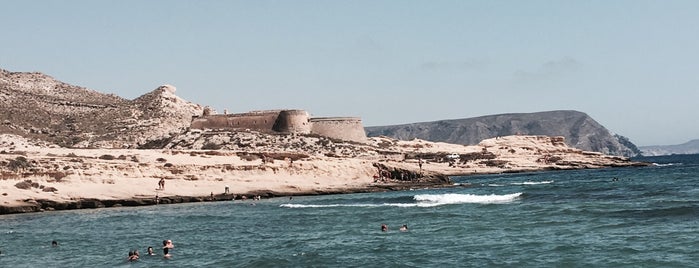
0, 134, 647, 214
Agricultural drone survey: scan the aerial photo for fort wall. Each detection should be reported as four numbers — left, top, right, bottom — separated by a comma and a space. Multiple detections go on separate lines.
190, 110, 367, 142
191, 110, 281, 133
310, 117, 367, 143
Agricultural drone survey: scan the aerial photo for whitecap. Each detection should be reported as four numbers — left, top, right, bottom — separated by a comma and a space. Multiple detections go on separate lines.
280, 192, 522, 209
652, 163, 679, 167
413, 192, 522, 206
511, 180, 554, 185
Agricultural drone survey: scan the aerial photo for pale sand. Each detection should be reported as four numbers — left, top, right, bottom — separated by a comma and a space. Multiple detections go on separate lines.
0, 134, 640, 208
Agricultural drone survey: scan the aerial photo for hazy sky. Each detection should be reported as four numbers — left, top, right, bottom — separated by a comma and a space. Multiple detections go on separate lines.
2, 1, 698, 146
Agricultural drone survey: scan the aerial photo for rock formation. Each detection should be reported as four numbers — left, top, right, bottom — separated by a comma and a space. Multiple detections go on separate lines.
365, 110, 641, 157
640, 139, 699, 156
0, 67, 651, 214
0, 69, 203, 148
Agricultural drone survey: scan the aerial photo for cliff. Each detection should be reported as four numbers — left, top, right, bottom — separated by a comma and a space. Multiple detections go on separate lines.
365, 110, 641, 157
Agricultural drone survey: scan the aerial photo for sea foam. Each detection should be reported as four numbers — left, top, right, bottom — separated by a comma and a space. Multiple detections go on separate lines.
511, 180, 554, 185
279, 192, 522, 208
413, 192, 522, 205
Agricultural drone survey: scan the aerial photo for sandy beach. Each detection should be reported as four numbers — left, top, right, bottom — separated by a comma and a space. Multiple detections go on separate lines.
0, 134, 647, 214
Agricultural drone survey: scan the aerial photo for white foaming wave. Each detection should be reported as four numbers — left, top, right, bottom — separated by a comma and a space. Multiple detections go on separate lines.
413, 192, 522, 205
487, 183, 505, 187
280, 203, 382, 208
280, 203, 442, 208
511, 180, 554, 185
280, 193, 522, 208
653, 163, 679, 167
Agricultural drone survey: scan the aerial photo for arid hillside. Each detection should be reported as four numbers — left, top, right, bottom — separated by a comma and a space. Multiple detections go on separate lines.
0, 69, 203, 148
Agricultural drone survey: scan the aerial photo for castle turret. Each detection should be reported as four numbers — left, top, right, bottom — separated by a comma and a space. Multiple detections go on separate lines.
273, 110, 311, 134
309, 117, 367, 143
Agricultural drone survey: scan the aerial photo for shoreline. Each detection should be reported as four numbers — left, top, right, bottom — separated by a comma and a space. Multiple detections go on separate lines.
0, 163, 653, 215
1, 135, 650, 215
0, 181, 456, 215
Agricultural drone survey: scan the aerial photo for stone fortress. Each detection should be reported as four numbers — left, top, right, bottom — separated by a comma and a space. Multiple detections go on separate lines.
190, 109, 367, 143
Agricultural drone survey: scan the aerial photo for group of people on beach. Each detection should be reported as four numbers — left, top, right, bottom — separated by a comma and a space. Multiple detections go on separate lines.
127, 239, 173, 262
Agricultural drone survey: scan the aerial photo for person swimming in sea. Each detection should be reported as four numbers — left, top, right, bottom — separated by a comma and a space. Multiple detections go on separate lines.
381, 224, 388, 232
51, 240, 58, 247
400, 224, 408, 232
162, 239, 174, 257
163, 247, 172, 259
127, 250, 139, 262
147, 246, 155, 256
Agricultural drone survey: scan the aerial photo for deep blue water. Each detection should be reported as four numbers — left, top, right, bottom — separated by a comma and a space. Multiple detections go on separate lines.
1, 154, 698, 267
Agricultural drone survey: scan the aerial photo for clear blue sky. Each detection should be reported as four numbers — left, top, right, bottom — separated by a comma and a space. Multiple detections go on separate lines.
2, 1, 698, 146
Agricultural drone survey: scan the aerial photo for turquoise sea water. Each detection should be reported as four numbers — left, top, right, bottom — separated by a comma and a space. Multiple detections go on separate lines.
1, 154, 698, 267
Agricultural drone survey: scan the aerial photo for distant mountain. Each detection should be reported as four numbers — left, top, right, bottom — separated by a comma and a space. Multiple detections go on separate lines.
640, 139, 699, 156
0, 68, 203, 148
365, 110, 641, 157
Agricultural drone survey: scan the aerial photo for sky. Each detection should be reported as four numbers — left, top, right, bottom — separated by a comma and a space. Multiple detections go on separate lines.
2, 1, 698, 146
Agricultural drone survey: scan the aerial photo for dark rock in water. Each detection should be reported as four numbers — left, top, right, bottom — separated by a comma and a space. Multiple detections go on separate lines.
365, 110, 641, 157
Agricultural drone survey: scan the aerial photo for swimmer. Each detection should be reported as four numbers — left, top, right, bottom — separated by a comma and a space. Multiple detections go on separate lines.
51, 240, 58, 247
127, 250, 139, 262
163, 247, 172, 259
381, 224, 388, 232
400, 224, 408, 232
147, 246, 155, 256
162, 240, 174, 257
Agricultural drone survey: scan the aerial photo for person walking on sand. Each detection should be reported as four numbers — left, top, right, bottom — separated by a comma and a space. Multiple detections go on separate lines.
158, 178, 165, 190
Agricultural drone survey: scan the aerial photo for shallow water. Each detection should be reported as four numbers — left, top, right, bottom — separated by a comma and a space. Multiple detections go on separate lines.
1, 155, 698, 267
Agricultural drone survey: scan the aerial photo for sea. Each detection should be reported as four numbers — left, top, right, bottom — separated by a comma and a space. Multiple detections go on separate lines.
1, 154, 698, 267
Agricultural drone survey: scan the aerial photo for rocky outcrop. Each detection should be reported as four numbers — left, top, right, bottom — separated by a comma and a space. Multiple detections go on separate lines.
365, 110, 641, 157
640, 139, 699, 156
0, 69, 203, 148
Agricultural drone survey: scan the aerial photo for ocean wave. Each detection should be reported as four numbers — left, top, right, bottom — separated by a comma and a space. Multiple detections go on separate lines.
652, 163, 681, 167
280, 203, 382, 208
413, 192, 522, 205
511, 180, 554, 185
280, 193, 522, 208
486, 184, 505, 187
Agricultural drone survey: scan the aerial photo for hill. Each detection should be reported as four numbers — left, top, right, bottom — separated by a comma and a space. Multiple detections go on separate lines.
640, 139, 699, 156
365, 110, 641, 157
0, 67, 649, 214
0, 69, 203, 148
